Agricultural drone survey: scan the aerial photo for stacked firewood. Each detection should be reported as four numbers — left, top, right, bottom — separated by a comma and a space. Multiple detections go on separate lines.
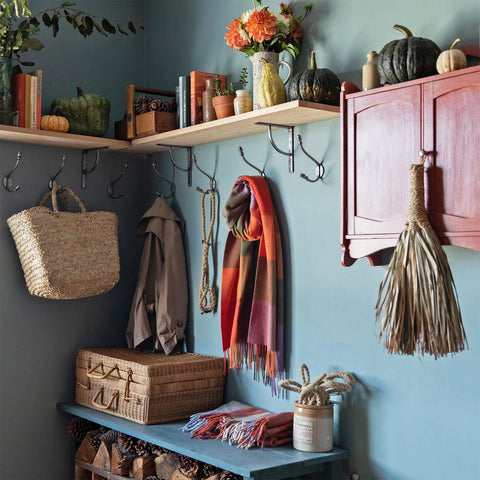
70, 420, 241, 480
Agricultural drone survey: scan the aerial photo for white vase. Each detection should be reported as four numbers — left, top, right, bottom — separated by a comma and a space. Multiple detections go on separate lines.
233, 89, 253, 115
249, 51, 292, 110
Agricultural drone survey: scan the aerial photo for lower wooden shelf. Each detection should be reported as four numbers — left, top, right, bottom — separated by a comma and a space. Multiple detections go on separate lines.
59, 402, 349, 480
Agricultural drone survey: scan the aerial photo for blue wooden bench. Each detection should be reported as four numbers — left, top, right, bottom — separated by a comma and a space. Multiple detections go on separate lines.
58, 402, 349, 480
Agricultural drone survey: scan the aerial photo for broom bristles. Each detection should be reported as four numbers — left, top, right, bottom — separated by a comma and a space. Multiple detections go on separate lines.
376, 222, 468, 358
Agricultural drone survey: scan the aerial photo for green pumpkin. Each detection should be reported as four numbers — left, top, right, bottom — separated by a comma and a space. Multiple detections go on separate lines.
51, 87, 111, 137
377, 25, 441, 85
288, 51, 340, 106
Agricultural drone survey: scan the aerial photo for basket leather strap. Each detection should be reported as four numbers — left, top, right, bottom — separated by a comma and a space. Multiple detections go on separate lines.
124, 369, 141, 404
87, 362, 119, 380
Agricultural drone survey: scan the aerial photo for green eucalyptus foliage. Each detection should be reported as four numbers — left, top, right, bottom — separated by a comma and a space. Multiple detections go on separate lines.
51, 86, 111, 137
0, 0, 142, 70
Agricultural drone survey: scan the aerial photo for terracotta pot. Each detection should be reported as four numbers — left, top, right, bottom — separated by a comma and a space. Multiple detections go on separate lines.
212, 95, 235, 119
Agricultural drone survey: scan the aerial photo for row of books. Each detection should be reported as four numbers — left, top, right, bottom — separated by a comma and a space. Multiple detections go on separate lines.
12, 70, 42, 129
177, 71, 226, 128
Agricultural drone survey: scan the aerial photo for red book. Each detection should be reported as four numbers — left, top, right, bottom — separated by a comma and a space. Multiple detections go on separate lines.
29, 69, 42, 129
190, 71, 226, 126
13, 73, 26, 127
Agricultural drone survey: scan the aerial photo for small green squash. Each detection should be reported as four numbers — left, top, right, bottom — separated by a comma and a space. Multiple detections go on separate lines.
377, 25, 441, 85
288, 51, 340, 106
51, 87, 111, 137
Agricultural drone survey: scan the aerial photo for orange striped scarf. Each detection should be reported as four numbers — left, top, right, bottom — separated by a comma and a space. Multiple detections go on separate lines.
221, 176, 284, 393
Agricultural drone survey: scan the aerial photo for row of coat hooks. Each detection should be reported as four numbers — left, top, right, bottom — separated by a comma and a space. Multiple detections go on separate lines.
2, 148, 108, 193
2, 123, 324, 197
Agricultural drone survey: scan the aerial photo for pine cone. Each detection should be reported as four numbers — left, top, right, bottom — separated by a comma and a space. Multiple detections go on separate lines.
134, 94, 154, 115
179, 456, 200, 478
149, 98, 172, 112
67, 417, 95, 442
136, 439, 155, 457
219, 471, 242, 480
89, 431, 103, 452
117, 432, 137, 455
99, 429, 118, 446
199, 463, 220, 479
151, 444, 167, 456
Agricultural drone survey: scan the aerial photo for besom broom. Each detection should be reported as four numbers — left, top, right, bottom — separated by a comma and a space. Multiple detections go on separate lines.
375, 160, 467, 358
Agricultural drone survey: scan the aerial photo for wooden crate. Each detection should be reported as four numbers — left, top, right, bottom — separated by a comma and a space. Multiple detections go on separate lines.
115, 84, 176, 140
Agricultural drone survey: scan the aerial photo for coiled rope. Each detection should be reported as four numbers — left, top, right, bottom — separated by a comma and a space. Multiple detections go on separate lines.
198, 189, 217, 313
278, 364, 355, 406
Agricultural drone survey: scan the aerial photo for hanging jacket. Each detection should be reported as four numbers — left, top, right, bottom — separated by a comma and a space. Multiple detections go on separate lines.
126, 196, 188, 354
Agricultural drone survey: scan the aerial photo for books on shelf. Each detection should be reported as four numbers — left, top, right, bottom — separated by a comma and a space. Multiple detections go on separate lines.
12, 70, 42, 129
190, 71, 226, 126
178, 75, 190, 129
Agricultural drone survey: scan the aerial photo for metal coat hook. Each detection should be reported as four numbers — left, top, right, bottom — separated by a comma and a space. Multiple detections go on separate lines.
152, 160, 176, 199
298, 135, 325, 183
49, 153, 67, 190
238, 146, 266, 177
255, 122, 295, 173
107, 162, 128, 199
3, 150, 22, 192
81, 147, 107, 189
193, 154, 216, 192
157, 144, 192, 187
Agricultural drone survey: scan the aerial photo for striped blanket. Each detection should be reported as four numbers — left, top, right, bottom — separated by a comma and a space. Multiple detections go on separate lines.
221, 176, 285, 394
182, 401, 293, 449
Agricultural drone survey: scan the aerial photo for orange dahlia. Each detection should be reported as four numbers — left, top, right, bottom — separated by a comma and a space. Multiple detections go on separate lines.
280, 3, 292, 16
291, 19, 302, 44
245, 10, 277, 43
225, 17, 251, 50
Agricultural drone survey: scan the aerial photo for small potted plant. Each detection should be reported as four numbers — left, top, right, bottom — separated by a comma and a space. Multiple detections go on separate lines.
234, 67, 253, 115
211, 75, 235, 119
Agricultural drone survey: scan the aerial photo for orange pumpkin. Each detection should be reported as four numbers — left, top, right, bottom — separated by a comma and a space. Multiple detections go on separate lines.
41, 115, 70, 133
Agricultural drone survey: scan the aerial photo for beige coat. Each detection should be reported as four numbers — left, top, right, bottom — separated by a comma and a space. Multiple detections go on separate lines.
126, 197, 188, 354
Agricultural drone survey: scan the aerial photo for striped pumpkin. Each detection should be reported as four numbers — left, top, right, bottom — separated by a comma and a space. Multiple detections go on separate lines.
41, 115, 70, 133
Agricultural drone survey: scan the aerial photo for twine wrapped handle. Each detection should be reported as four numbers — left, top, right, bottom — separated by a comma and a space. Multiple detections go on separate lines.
278, 364, 356, 406
39, 185, 87, 214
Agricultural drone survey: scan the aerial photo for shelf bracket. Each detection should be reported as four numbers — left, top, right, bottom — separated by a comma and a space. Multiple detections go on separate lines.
255, 122, 295, 173
81, 147, 107, 189
157, 144, 193, 187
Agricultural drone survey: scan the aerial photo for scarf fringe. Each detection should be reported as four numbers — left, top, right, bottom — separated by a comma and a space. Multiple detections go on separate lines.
225, 342, 286, 397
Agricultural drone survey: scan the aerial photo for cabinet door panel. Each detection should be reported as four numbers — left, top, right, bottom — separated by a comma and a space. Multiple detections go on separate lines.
424, 74, 480, 236
348, 86, 421, 235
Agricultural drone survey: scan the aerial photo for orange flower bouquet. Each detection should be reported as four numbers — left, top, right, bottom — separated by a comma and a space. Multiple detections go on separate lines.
225, 1, 312, 58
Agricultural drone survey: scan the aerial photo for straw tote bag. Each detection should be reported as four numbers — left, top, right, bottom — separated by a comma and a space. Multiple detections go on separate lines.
7, 186, 120, 300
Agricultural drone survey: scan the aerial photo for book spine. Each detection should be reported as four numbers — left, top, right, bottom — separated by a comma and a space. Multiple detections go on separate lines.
190, 72, 198, 126
178, 76, 190, 129
24, 74, 31, 129
178, 76, 184, 129
184, 76, 190, 128
29, 70, 42, 129
13, 74, 26, 128
30, 75, 37, 130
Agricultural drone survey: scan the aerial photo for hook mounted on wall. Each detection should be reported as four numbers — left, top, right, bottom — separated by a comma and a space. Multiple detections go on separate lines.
106, 162, 128, 199
238, 146, 266, 177
255, 122, 295, 173
157, 144, 193, 187
81, 147, 108, 189
3, 150, 22, 192
193, 154, 216, 192
152, 160, 176, 199
298, 135, 325, 183
49, 153, 67, 190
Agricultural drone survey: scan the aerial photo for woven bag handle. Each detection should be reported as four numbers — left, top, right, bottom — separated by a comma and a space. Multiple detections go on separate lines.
39, 189, 72, 212
39, 185, 87, 213
92, 386, 119, 410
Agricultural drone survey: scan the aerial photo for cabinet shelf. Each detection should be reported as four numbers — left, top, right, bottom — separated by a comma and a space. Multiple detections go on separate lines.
58, 402, 348, 480
0, 101, 338, 155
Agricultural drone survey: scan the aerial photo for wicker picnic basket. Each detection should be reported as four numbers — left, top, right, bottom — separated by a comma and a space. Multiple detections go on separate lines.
75, 348, 225, 424
7, 186, 119, 300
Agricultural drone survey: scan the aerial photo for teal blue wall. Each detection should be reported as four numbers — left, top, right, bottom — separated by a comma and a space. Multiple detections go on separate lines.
1, 1, 479, 479
145, 1, 480, 479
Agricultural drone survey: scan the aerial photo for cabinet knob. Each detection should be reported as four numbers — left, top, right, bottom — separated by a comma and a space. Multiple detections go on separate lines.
419, 150, 434, 165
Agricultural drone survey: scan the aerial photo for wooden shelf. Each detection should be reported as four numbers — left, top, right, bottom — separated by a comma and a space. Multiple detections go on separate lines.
130, 100, 340, 154
0, 125, 130, 152
58, 402, 349, 480
0, 102, 338, 156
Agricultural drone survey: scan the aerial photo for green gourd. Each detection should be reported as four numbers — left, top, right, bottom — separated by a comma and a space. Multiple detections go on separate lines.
51, 87, 111, 137
288, 51, 340, 106
258, 60, 287, 108
377, 25, 441, 85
